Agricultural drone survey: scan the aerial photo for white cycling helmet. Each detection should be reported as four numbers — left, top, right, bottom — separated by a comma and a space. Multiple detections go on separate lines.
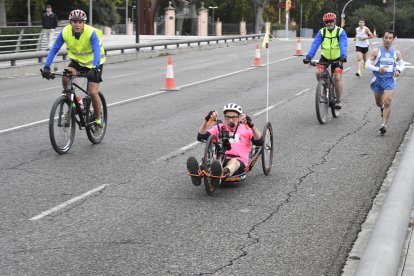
223, 103, 242, 114
69, 9, 87, 21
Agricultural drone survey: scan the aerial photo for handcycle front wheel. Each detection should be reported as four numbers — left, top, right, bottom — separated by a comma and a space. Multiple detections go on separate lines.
85, 92, 108, 144
261, 122, 274, 175
49, 96, 76, 154
330, 84, 340, 118
202, 135, 218, 195
315, 80, 329, 124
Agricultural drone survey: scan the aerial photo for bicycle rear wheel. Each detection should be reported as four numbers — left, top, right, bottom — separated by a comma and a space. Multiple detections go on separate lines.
203, 135, 217, 195
315, 80, 329, 124
330, 84, 340, 118
49, 97, 75, 154
261, 122, 274, 175
85, 92, 108, 144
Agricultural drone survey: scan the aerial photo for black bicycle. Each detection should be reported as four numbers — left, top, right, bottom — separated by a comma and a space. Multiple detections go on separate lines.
43, 69, 108, 154
309, 61, 340, 124
198, 121, 273, 195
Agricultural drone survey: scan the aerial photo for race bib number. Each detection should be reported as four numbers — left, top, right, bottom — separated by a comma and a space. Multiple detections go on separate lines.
229, 134, 240, 143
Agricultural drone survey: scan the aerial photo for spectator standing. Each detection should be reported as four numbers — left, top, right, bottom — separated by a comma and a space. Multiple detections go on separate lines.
42, 5, 58, 50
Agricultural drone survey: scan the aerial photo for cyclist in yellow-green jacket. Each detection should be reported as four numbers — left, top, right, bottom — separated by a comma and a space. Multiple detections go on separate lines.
303, 12, 348, 109
42, 9, 105, 128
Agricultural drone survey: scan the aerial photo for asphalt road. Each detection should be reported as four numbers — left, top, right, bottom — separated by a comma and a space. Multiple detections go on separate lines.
1, 38, 414, 275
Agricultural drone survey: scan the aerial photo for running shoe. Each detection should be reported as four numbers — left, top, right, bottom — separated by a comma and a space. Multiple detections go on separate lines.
335, 101, 342, 109
210, 160, 223, 188
379, 124, 387, 135
356, 70, 362, 77
187, 156, 202, 186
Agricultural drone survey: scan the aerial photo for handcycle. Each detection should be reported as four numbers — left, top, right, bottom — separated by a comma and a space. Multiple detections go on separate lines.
308, 61, 341, 124
190, 120, 274, 195
41, 69, 108, 154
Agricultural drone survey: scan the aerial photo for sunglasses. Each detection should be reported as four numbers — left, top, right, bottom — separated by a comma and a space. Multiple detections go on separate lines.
324, 20, 335, 24
224, 115, 239, 120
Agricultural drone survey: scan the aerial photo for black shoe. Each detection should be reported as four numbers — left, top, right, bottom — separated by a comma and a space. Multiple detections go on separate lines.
187, 156, 202, 186
379, 124, 387, 135
210, 160, 222, 187
223, 167, 231, 179
335, 101, 342, 109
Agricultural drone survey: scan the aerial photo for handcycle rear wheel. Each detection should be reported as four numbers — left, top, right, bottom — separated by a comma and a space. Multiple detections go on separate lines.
315, 80, 329, 124
330, 84, 340, 118
85, 92, 108, 144
49, 96, 75, 154
261, 122, 274, 175
203, 135, 218, 195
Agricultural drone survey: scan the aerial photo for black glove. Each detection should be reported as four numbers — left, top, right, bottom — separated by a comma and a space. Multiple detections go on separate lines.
41, 66, 53, 80
339, 57, 347, 63
205, 111, 216, 122
245, 115, 254, 128
87, 67, 100, 79
303, 58, 311, 64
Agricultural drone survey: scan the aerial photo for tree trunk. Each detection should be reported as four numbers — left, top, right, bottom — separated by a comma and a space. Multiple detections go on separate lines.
0, 0, 6, 26
253, 0, 266, 33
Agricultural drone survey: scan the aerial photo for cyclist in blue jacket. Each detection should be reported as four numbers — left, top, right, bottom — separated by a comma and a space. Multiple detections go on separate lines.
303, 12, 348, 109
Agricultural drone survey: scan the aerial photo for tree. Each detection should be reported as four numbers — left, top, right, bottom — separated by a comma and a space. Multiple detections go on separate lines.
0, 0, 6, 26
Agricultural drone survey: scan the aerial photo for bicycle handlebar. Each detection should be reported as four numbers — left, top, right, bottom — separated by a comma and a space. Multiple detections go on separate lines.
308, 61, 342, 67
40, 68, 89, 79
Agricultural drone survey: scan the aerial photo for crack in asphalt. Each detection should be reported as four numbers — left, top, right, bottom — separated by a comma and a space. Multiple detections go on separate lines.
197, 105, 375, 275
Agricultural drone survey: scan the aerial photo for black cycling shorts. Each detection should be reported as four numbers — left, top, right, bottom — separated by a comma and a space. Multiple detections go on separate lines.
319, 55, 343, 74
356, 46, 369, 54
223, 158, 246, 175
68, 60, 103, 83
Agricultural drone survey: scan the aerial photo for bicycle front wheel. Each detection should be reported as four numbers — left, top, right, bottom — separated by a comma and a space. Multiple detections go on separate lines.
330, 84, 340, 118
203, 135, 217, 195
85, 92, 108, 144
49, 97, 75, 154
315, 80, 329, 124
261, 122, 274, 175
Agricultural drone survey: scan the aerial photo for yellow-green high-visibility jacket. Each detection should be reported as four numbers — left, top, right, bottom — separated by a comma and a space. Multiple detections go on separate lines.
62, 24, 105, 68
320, 26, 344, 60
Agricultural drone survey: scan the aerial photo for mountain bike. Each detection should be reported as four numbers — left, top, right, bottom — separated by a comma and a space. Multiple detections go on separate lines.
309, 61, 341, 124
43, 69, 108, 154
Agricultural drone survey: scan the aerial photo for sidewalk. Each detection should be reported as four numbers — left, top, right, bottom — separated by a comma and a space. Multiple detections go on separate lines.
342, 124, 414, 275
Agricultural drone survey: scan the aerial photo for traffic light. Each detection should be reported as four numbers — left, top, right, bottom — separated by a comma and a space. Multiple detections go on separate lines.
286, 0, 292, 11
341, 18, 345, 27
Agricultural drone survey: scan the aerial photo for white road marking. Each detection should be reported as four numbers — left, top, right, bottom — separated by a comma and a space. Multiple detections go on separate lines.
1, 55, 300, 135
107, 73, 137, 79
29, 184, 110, 221
295, 88, 310, 96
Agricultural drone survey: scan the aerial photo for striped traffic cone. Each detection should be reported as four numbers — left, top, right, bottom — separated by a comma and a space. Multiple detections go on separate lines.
252, 43, 264, 67
294, 37, 304, 56
162, 56, 179, 91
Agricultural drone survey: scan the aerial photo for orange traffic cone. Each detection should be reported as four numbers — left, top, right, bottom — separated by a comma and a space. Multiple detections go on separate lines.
294, 37, 304, 56
252, 43, 264, 67
162, 56, 179, 91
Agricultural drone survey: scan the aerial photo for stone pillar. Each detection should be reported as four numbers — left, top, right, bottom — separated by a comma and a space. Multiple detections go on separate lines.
127, 19, 133, 35
265, 22, 271, 34
240, 20, 246, 35
198, 2, 208, 36
165, 1, 176, 36
215, 18, 222, 36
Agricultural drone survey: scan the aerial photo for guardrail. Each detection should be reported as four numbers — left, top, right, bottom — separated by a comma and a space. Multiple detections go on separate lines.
0, 34, 263, 66
0, 29, 44, 54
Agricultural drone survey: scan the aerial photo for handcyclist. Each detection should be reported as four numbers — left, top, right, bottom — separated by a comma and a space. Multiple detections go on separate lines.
41, 9, 105, 129
187, 103, 262, 189
365, 30, 404, 135
303, 12, 348, 109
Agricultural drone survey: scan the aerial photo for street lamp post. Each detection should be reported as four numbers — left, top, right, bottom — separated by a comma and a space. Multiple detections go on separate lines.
383, 0, 396, 32
341, 0, 354, 27
27, 0, 31, 26
208, 6, 217, 36
132, 5, 136, 34
89, 0, 93, 25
